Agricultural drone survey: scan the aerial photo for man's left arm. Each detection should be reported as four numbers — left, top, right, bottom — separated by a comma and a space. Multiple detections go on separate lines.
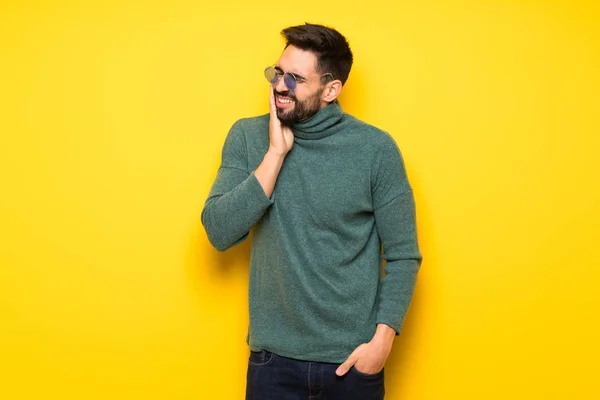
337, 138, 422, 376
373, 189, 422, 336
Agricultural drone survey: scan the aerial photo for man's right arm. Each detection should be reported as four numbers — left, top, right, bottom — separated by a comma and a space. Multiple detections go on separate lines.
201, 120, 272, 251
201, 90, 293, 251
255, 90, 294, 197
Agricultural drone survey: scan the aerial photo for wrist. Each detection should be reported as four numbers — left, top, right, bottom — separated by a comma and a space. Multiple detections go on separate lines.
371, 324, 395, 347
267, 146, 288, 159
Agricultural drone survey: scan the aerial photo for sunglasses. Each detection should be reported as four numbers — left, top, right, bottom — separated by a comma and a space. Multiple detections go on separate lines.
264, 66, 333, 90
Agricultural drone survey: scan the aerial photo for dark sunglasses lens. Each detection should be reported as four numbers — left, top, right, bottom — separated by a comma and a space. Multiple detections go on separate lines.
283, 73, 297, 90
265, 68, 279, 84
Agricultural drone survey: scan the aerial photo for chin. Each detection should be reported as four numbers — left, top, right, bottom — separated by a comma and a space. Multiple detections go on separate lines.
276, 108, 293, 119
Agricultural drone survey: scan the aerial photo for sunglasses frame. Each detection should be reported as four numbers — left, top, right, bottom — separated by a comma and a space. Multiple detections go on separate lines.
264, 65, 333, 90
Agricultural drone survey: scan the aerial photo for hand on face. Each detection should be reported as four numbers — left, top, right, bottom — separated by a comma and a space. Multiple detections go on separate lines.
268, 89, 294, 157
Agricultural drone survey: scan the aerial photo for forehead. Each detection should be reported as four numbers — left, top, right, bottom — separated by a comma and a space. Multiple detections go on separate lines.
276, 45, 318, 76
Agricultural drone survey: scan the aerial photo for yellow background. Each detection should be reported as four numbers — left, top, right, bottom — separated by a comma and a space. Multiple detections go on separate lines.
1, 0, 599, 399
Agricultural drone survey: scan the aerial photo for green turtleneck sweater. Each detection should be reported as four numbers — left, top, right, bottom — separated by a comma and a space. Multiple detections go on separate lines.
202, 102, 421, 363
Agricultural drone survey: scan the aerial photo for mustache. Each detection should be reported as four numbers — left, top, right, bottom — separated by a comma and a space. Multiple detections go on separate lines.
274, 89, 297, 101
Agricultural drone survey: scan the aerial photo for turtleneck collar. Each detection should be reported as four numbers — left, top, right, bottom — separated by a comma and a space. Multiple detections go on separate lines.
291, 100, 346, 140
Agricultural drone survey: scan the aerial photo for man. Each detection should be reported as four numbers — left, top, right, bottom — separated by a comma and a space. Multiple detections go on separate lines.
202, 23, 422, 399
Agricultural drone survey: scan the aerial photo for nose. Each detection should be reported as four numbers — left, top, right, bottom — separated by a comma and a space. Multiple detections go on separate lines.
274, 75, 289, 93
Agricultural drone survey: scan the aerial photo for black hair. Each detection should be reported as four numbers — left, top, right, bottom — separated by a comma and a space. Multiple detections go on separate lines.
281, 23, 353, 85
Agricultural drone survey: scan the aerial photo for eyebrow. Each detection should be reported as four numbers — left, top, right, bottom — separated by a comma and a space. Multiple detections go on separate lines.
275, 65, 307, 81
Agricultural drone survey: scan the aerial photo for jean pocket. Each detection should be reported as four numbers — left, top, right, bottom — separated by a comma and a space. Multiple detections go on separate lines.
350, 366, 384, 379
248, 350, 274, 367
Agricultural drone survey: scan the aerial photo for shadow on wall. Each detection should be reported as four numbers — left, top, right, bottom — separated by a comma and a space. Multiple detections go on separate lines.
383, 279, 428, 398
186, 210, 252, 303
337, 65, 367, 118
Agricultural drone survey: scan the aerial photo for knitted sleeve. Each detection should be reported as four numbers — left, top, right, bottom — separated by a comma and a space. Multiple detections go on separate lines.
201, 120, 273, 251
372, 136, 422, 333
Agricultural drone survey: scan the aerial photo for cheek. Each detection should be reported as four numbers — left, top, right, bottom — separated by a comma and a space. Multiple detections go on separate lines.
291, 88, 305, 100
293, 86, 318, 102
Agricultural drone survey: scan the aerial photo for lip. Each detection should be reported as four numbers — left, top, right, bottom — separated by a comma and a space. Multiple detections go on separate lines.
276, 95, 294, 109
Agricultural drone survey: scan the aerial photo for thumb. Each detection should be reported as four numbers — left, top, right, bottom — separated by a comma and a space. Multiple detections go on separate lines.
336, 353, 357, 376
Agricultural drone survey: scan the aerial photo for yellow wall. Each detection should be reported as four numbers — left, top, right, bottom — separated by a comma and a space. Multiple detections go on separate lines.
1, 0, 598, 398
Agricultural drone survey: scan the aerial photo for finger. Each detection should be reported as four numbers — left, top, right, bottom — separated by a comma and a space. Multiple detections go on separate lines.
269, 87, 277, 116
336, 354, 357, 376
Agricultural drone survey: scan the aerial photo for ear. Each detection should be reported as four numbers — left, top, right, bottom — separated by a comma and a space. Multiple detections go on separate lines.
321, 80, 343, 103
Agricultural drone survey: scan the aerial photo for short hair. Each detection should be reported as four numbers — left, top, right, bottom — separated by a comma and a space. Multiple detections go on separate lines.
281, 23, 353, 86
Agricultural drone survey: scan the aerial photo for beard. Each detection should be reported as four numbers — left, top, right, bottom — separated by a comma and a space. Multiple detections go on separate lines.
274, 87, 324, 126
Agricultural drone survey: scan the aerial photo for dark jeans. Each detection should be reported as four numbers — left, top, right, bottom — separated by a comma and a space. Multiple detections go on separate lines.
246, 350, 385, 400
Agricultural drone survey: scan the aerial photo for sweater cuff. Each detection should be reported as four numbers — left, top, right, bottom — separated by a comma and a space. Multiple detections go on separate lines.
248, 172, 275, 206
375, 319, 401, 336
